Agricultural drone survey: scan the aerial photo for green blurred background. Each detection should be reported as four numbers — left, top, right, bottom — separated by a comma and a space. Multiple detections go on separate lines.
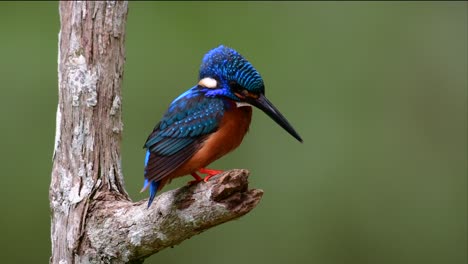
0, 1, 466, 264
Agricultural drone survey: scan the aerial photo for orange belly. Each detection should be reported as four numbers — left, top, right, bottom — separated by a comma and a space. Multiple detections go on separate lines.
159, 104, 252, 189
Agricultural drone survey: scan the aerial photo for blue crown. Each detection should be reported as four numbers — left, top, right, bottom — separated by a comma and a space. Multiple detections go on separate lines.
199, 45, 264, 94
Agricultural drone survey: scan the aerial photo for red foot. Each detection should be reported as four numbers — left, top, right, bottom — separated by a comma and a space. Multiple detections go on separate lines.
198, 168, 224, 182
187, 172, 203, 185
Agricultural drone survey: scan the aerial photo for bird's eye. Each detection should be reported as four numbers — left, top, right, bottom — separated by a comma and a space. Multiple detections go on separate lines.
229, 81, 243, 92
229, 81, 258, 99
229, 81, 247, 99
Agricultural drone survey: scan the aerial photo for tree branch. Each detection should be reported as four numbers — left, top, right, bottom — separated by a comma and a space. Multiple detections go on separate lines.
80, 169, 262, 263
49, 2, 263, 263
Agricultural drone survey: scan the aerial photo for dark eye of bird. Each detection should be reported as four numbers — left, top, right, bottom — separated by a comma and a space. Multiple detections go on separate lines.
229, 81, 249, 99
229, 81, 255, 99
229, 81, 243, 93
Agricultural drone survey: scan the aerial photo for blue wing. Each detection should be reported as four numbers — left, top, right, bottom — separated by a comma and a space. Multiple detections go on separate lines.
144, 87, 225, 184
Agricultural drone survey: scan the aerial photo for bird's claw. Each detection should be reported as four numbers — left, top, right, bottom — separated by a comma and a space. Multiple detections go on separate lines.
203, 174, 215, 182
187, 169, 223, 185
198, 168, 223, 182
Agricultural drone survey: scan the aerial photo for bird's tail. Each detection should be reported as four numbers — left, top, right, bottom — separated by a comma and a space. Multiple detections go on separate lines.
148, 180, 160, 208
141, 178, 160, 208
142, 150, 159, 208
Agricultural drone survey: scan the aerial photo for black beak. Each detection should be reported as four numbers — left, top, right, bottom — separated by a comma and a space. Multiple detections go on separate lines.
247, 94, 303, 143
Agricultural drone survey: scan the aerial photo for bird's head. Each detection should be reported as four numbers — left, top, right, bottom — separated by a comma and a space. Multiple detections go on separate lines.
198, 45, 302, 143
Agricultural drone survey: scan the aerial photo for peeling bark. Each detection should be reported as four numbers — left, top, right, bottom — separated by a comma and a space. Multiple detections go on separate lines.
49, 2, 263, 263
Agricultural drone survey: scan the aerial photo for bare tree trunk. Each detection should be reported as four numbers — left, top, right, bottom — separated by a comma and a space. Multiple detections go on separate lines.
49, 2, 263, 264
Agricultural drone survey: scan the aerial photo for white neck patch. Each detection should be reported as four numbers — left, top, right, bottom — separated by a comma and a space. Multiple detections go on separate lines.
236, 102, 252, 108
198, 77, 218, 89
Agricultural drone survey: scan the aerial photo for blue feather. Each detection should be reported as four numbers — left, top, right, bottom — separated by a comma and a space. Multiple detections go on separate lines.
148, 180, 159, 208
144, 92, 224, 156
144, 150, 160, 208
144, 150, 150, 167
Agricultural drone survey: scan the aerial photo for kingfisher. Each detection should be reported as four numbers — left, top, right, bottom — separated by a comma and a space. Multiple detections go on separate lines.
142, 45, 302, 207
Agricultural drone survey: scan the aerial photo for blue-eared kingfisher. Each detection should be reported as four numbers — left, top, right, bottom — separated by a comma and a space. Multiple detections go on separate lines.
142, 45, 303, 207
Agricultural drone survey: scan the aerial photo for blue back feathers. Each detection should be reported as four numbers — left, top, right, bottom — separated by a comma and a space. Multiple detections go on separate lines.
145, 92, 224, 156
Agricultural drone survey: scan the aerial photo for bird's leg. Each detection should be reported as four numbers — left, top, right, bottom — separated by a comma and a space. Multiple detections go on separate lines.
187, 172, 203, 185
198, 168, 224, 182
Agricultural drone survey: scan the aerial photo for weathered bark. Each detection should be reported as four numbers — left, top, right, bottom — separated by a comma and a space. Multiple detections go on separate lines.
49, 2, 263, 263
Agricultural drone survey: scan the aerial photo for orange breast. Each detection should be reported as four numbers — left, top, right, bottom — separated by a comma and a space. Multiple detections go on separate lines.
166, 103, 253, 182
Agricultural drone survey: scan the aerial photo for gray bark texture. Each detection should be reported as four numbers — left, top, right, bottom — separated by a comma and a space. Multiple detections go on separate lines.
49, 2, 263, 263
